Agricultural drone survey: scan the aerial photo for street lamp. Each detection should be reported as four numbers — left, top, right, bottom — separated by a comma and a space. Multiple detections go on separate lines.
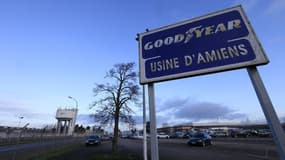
68, 96, 78, 109
18, 116, 24, 127
67, 96, 78, 136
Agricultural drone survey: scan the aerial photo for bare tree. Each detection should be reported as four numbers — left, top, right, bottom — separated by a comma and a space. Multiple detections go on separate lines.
90, 62, 140, 152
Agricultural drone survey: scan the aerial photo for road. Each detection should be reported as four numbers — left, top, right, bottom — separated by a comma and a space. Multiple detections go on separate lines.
0, 137, 280, 160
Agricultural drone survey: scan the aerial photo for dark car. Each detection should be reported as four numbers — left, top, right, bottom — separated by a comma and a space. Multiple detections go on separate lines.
257, 129, 271, 137
187, 132, 212, 147
169, 133, 178, 139
231, 130, 250, 138
182, 132, 191, 139
85, 135, 101, 146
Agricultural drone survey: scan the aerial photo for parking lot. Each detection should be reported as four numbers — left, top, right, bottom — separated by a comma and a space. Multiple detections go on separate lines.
122, 137, 279, 160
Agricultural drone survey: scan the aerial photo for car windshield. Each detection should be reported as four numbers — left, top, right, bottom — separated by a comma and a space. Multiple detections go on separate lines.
89, 136, 99, 139
193, 133, 205, 138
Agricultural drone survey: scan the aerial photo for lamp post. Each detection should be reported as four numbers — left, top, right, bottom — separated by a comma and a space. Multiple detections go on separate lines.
18, 116, 24, 128
68, 96, 78, 136
13, 117, 25, 160
68, 96, 78, 109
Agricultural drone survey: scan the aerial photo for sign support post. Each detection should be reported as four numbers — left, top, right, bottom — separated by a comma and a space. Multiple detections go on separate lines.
148, 83, 159, 160
247, 66, 285, 160
142, 85, 148, 160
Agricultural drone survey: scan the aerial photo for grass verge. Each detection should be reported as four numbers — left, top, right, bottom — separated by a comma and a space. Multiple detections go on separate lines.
25, 144, 81, 160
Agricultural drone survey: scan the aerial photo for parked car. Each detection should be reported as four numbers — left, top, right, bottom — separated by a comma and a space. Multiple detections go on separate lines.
176, 132, 185, 138
157, 132, 169, 139
207, 130, 216, 137
169, 132, 178, 138
120, 133, 130, 139
182, 132, 191, 139
131, 133, 144, 139
169, 132, 187, 138
101, 134, 112, 141
212, 131, 228, 137
85, 135, 101, 146
257, 129, 271, 137
187, 132, 212, 147
231, 130, 250, 138
249, 129, 258, 136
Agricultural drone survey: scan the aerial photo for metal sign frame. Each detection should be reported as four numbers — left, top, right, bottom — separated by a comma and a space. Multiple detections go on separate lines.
138, 5, 268, 84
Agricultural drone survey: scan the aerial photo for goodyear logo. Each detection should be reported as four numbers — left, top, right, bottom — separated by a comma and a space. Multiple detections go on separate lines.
143, 19, 241, 51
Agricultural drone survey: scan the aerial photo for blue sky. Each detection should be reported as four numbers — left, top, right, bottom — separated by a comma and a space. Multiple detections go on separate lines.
0, 0, 285, 129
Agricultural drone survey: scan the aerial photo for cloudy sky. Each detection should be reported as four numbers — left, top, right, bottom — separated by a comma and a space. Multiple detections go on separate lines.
0, 0, 285, 129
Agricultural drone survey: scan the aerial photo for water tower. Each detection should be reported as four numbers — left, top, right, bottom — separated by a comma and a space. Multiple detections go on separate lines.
55, 108, 78, 135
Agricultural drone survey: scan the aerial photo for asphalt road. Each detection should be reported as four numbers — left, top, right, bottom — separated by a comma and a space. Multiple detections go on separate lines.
0, 137, 280, 160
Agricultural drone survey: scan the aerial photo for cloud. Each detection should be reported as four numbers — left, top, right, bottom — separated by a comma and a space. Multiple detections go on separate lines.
175, 102, 232, 120
157, 97, 188, 112
0, 100, 57, 127
77, 114, 96, 125
157, 98, 247, 122
76, 114, 120, 127
0, 100, 30, 113
67, 103, 284, 130
0, 100, 51, 119
0, 111, 55, 128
